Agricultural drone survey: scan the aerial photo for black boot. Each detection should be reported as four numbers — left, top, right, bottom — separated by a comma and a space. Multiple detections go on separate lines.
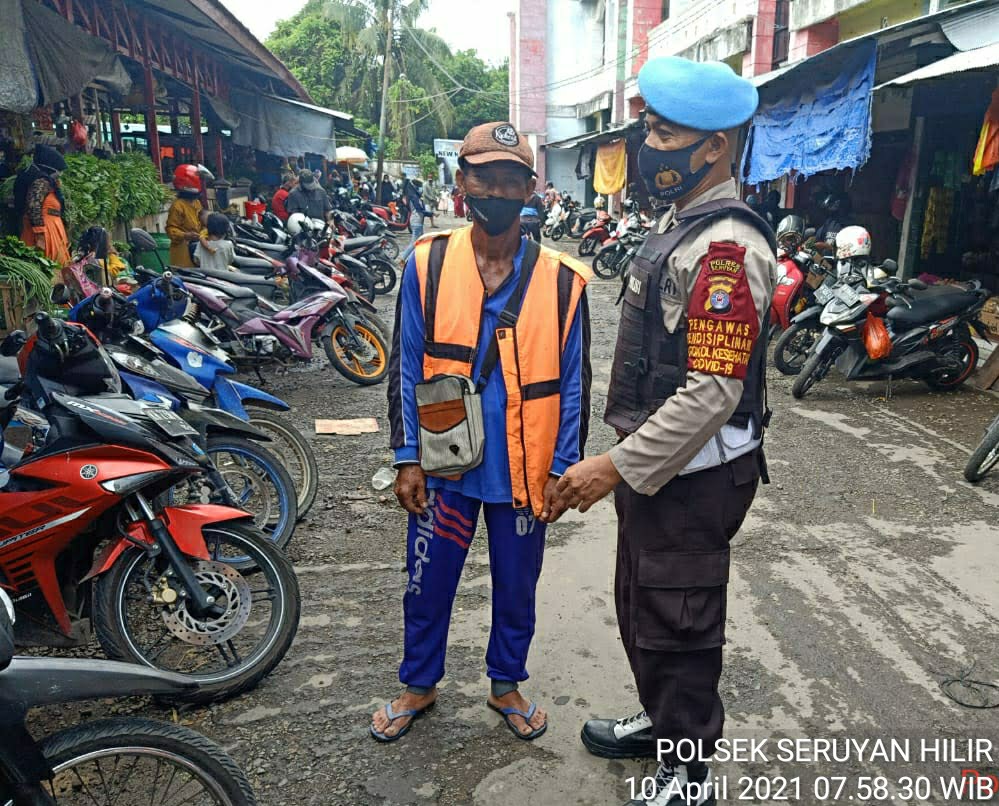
581, 709, 656, 759
623, 762, 715, 806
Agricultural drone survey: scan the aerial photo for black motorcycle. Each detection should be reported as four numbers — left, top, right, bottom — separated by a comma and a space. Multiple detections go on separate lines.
0, 590, 258, 804
791, 276, 990, 399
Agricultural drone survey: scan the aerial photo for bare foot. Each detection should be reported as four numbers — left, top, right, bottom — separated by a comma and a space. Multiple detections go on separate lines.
488, 689, 547, 737
371, 688, 437, 739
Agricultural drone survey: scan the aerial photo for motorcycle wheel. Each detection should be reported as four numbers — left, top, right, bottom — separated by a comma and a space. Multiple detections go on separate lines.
542, 225, 553, 238
791, 350, 830, 399
204, 437, 298, 556
93, 520, 300, 704
351, 268, 376, 302
578, 236, 598, 257
245, 409, 319, 519
551, 223, 565, 241
773, 321, 821, 376
325, 321, 389, 385
368, 257, 398, 295
925, 328, 978, 391
29, 718, 256, 805
964, 415, 999, 482
380, 239, 400, 261
593, 245, 622, 279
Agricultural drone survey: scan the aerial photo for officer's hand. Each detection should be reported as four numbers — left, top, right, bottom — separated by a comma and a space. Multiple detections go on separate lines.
539, 475, 567, 524
394, 465, 428, 515
556, 454, 622, 513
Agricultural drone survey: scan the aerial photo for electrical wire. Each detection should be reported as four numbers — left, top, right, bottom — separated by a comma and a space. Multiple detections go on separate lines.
939, 662, 999, 709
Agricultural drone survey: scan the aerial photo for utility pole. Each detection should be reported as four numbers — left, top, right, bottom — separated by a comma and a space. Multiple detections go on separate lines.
375, 0, 394, 182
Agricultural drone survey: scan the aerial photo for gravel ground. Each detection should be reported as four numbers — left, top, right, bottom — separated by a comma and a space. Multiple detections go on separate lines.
25, 217, 999, 804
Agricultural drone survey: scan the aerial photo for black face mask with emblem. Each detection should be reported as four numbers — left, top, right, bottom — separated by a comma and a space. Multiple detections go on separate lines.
638, 135, 713, 204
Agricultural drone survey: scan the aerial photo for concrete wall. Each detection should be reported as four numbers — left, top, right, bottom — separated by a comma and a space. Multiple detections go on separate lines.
789, 0, 917, 31
647, 0, 756, 61
547, 0, 611, 108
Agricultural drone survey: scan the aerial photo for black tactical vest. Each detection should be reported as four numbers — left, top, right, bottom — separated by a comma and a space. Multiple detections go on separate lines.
604, 198, 776, 436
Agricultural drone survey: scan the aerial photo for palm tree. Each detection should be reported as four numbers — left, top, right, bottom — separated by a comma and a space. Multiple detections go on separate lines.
322, 0, 455, 170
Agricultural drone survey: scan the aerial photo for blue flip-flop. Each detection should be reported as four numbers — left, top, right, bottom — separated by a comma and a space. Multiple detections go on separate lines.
370, 700, 434, 743
488, 700, 548, 741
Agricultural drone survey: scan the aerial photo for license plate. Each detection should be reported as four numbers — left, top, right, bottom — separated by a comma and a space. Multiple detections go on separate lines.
145, 407, 197, 437
814, 285, 834, 304
836, 284, 860, 305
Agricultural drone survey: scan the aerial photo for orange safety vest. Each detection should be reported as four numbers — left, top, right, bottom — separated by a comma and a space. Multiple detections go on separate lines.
414, 226, 591, 515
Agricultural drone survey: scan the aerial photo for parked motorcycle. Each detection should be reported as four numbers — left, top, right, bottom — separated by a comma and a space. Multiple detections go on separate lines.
790, 275, 989, 399
0, 317, 300, 703
72, 283, 317, 521
593, 212, 648, 279
964, 411, 999, 482
770, 251, 836, 375
0, 589, 259, 804
578, 210, 615, 257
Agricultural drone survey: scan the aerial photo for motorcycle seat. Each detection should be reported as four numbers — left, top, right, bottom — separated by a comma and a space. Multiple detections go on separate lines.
887, 289, 982, 328
235, 237, 286, 255
343, 236, 382, 251
178, 266, 277, 293
0, 356, 20, 384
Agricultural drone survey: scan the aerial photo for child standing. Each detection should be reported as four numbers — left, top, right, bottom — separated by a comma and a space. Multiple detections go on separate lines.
195, 213, 235, 271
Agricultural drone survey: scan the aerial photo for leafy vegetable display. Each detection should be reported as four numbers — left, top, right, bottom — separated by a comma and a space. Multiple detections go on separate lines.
59, 152, 168, 242
0, 236, 57, 327
113, 152, 170, 224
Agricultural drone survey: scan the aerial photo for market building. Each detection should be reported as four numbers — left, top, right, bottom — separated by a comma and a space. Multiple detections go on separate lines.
1, 0, 366, 219
508, 0, 667, 204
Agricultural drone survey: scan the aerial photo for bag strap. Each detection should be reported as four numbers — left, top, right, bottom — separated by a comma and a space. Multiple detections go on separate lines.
475, 238, 542, 392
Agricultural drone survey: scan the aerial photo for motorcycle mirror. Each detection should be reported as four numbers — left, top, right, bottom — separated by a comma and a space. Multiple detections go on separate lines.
881, 259, 898, 274
51, 283, 71, 305
0, 331, 27, 357
129, 228, 158, 252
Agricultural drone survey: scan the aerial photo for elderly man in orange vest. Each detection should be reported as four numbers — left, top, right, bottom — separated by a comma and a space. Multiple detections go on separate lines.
376, 123, 592, 743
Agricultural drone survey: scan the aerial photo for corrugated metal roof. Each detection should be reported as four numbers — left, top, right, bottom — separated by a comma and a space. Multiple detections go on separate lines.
543, 121, 640, 150
876, 40, 999, 87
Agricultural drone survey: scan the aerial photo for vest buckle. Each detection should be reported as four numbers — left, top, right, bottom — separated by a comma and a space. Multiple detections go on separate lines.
624, 356, 649, 375
498, 310, 518, 328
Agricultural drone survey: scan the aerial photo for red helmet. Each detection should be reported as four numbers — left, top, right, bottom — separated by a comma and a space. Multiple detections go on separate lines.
173, 164, 201, 192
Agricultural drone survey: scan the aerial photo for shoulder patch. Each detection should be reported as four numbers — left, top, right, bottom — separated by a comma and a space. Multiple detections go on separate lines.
685, 240, 758, 379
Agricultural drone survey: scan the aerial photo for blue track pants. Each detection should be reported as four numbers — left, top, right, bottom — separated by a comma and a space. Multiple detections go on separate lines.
399, 488, 547, 689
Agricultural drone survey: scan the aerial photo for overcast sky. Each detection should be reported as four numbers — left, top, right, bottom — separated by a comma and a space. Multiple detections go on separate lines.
222, 0, 515, 65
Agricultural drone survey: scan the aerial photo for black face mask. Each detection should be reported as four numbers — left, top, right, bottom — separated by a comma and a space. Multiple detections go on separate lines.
465, 196, 523, 236
638, 134, 713, 204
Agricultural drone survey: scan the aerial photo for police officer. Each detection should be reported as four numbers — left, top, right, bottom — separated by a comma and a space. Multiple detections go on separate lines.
555, 57, 777, 806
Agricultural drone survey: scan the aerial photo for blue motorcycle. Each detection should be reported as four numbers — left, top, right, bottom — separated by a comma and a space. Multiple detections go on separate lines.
76, 275, 318, 517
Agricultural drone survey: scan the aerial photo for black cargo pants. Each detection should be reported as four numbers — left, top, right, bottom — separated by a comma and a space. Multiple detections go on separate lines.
614, 450, 760, 760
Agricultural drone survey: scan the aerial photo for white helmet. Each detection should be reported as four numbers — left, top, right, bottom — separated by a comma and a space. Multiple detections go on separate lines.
835, 226, 872, 259
287, 213, 308, 236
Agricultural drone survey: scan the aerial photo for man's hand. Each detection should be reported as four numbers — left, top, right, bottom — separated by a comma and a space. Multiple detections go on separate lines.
556, 454, 623, 513
539, 475, 568, 524
394, 464, 428, 515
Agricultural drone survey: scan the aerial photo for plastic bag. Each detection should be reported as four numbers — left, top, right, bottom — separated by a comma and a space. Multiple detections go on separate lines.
862, 311, 892, 360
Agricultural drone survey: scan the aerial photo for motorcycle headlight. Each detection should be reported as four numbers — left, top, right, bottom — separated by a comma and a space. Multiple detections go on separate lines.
105, 348, 157, 379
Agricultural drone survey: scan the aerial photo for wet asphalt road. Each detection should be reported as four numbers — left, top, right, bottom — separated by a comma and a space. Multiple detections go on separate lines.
28, 217, 999, 804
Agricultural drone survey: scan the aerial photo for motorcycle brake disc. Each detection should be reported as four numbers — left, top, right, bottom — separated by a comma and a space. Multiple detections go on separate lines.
160, 560, 252, 646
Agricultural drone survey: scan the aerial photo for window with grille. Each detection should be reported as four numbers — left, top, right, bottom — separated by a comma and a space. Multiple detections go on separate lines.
773, 0, 790, 68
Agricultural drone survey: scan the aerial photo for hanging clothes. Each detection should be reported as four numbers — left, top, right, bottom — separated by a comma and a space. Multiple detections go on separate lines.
973, 88, 999, 176
576, 143, 595, 181
921, 187, 954, 259
593, 139, 626, 195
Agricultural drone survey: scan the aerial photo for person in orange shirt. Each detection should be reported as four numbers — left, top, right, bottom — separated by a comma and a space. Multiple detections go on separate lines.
14, 145, 71, 266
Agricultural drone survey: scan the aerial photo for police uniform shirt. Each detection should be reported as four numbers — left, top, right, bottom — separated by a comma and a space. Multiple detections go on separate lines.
608, 178, 777, 495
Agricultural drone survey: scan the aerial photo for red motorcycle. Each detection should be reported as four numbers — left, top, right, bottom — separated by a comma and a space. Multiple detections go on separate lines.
0, 315, 300, 704
578, 210, 615, 257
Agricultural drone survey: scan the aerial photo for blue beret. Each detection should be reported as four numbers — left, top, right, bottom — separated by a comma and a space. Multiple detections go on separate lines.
638, 56, 759, 131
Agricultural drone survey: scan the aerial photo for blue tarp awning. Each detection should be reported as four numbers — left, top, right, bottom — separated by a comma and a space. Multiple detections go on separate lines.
742, 40, 877, 185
